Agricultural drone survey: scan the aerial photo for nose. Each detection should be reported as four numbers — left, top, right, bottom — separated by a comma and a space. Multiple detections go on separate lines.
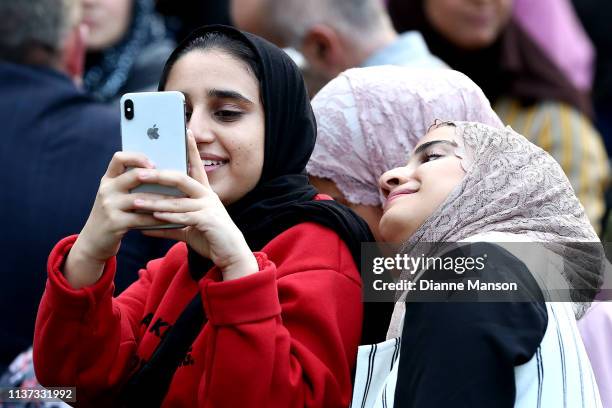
187, 109, 215, 144
379, 166, 413, 198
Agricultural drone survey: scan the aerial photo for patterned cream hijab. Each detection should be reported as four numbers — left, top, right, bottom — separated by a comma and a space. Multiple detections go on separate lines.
307, 66, 504, 206
387, 122, 605, 337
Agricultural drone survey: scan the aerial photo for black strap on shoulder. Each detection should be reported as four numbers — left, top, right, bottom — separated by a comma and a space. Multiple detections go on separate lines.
119, 293, 206, 407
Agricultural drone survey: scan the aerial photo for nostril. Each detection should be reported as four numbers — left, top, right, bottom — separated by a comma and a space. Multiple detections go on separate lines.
380, 176, 400, 198
379, 170, 403, 197
387, 177, 400, 187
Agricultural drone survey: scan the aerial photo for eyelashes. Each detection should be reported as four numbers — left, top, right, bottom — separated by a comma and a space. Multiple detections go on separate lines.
214, 110, 243, 122
420, 148, 446, 163
185, 109, 245, 123
424, 153, 443, 162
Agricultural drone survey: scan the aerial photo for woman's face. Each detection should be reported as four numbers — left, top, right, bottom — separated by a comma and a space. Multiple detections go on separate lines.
378, 126, 466, 242
424, 0, 513, 50
82, 0, 133, 51
165, 49, 265, 206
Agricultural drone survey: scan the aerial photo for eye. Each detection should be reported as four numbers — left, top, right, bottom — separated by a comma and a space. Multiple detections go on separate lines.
214, 109, 243, 122
424, 153, 443, 162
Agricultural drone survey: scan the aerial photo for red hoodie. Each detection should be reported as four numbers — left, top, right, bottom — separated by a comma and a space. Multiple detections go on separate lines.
33, 221, 363, 407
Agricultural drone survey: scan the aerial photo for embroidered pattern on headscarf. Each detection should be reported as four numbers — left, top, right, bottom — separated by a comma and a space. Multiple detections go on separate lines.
386, 122, 604, 337
307, 66, 504, 206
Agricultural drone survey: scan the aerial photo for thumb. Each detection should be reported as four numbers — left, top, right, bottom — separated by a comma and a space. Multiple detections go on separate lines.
186, 130, 210, 187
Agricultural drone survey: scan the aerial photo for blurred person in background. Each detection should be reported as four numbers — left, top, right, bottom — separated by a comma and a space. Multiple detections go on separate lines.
388, 0, 609, 234
512, 0, 595, 95
82, 0, 174, 103
578, 295, 612, 408
572, 0, 612, 156
0, 0, 171, 373
230, 0, 445, 95
156, 0, 231, 43
570, 6, 612, 401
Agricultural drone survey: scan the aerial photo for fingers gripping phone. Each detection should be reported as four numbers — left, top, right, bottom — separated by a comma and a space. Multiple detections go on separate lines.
120, 91, 188, 229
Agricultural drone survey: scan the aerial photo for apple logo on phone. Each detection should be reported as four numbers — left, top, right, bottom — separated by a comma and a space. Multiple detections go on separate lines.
147, 125, 160, 140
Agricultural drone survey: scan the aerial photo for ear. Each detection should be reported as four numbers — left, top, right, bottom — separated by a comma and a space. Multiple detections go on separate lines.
300, 24, 347, 80
61, 23, 88, 86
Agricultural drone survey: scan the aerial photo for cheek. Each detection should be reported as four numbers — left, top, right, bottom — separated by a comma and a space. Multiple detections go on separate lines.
425, 0, 457, 29
496, 0, 513, 28
89, 1, 132, 48
227, 122, 265, 181
426, 0, 505, 49
428, 0, 469, 23
421, 160, 465, 205
108, 0, 132, 19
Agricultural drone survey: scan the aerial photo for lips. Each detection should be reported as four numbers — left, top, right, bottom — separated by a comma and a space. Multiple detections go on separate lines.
200, 153, 228, 174
203, 159, 226, 166
384, 188, 417, 209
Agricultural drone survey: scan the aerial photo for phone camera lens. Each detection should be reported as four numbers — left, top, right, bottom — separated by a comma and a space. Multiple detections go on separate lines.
124, 99, 134, 120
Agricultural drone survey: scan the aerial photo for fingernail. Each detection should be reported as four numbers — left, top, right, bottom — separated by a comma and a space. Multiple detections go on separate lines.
134, 199, 146, 206
139, 170, 152, 179
147, 159, 156, 168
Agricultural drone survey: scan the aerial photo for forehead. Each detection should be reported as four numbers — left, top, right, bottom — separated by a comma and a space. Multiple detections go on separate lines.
164, 49, 260, 102
416, 125, 458, 148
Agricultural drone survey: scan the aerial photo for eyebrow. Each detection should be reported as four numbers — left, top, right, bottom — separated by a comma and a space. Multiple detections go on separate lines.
207, 89, 254, 105
413, 140, 458, 155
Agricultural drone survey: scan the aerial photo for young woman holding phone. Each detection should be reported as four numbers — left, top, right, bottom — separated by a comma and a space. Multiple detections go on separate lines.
33, 25, 372, 407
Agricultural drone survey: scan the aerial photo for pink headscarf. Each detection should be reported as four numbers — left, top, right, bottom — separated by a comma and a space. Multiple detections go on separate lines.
307, 66, 504, 206
513, 0, 595, 91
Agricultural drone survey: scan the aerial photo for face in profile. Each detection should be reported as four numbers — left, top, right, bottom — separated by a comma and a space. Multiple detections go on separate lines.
378, 125, 467, 243
82, 0, 133, 51
424, 0, 513, 50
164, 49, 265, 205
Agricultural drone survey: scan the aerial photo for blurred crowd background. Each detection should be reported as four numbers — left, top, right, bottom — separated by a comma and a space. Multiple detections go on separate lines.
1, 0, 611, 397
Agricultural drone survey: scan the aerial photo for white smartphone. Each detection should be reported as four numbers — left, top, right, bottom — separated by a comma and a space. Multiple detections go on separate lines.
120, 91, 188, 229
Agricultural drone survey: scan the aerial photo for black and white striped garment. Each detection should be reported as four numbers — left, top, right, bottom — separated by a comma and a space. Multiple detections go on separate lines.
351, 243, 602, 408
350, 337, 401, 408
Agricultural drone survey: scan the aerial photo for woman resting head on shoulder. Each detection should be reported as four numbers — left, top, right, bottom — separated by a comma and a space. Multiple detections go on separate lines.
307, 65, 504, 242
33, 25, 373, 407
351, 121, 606, 408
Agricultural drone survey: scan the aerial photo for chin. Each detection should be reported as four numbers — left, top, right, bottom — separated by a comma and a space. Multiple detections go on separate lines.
217, 183, 254, 206
456, 34, 498, 50
379, 213, 414, 244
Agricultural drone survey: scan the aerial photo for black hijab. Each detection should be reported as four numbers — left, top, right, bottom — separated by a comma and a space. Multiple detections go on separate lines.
387, 0, 592, 116
84, 0, 171, 102
121, 26, 380, 405
157, 25, 373, 274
